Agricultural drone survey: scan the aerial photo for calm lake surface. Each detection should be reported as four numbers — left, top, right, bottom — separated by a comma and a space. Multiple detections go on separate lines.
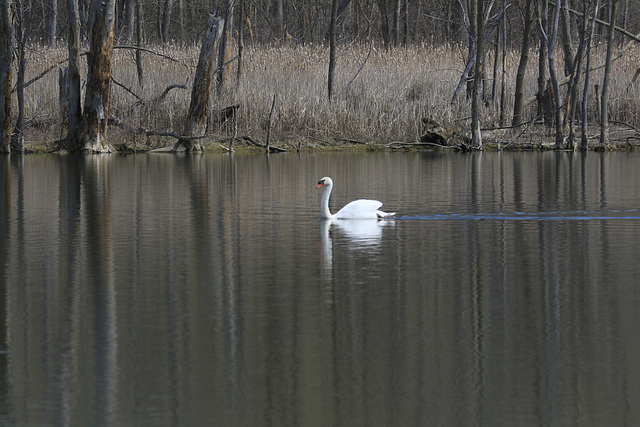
1, 151, 640, 426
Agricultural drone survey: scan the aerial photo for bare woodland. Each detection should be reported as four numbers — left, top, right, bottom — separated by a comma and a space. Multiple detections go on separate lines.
0, 0, 639, 153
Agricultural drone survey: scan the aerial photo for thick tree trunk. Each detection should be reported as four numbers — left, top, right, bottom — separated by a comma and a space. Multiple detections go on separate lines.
512, 0, 533, 127
177, 16, 224, 152
66, 0, 82, 144
600, 0, 618, 148
76, 0, 116, 153
0, 0, 13, 154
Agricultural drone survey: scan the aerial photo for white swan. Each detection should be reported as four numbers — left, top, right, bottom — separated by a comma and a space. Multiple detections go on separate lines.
316, 176, 395, 219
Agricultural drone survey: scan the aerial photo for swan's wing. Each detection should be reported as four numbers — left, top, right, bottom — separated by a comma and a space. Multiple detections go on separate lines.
334, 199, 383, 219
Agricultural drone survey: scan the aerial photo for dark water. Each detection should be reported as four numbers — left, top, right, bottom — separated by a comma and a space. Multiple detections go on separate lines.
1, 151, 640, 426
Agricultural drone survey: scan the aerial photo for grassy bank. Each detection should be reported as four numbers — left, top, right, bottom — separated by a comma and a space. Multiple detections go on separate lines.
15, 42, 640, 152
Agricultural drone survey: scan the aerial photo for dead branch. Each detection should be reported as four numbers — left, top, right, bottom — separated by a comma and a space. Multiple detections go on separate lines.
240, 135, 288, 152
153, 84, 188, 104
108, 116, 206, 140
387, 141, 460, 150
111, 76, 144, 102
13, 58, 66, 92
113, 45, 180, 62
337, 42, 373, 98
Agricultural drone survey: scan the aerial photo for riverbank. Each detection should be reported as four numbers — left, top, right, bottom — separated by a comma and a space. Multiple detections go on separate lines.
9, 43, 640, 153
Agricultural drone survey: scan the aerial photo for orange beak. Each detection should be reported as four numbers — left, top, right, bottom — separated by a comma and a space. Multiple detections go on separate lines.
316, 181, 324, 189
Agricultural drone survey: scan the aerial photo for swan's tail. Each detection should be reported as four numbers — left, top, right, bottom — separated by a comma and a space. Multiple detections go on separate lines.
376, 211, 396, 218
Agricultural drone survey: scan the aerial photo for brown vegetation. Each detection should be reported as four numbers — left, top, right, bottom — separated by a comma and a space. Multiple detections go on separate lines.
12, 42, 640, 152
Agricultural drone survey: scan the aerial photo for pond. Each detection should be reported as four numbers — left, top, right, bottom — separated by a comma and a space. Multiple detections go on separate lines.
1, 151, 640, 426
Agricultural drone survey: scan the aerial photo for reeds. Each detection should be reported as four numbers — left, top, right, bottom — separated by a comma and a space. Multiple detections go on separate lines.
14, 42, 640, 149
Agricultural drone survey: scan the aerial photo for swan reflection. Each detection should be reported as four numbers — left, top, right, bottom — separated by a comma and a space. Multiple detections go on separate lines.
320, 219, 395, 279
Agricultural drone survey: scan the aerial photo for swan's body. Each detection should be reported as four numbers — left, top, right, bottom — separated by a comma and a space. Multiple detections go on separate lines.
316, 177, 395, 219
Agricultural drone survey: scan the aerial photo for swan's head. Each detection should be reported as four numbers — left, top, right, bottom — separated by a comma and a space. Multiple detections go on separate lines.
316, 177, 333, 189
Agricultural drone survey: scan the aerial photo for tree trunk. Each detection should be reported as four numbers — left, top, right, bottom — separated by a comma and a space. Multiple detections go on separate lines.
563, 0, 589, 149
135, 0, 144, 87
540, 0, 564, 149
393, 0, 401, 45
499, 0, 507, 125
12, 0, 25, 152
161, 0, 173, 46
217, 0, 235, 95
537, 0, 548, 120
581, 0, 599, 150
47, 0, 58, 47
549, 1, 564, 149
600, 0, 618, 148
275, 0, 284, 40
467, 0, 477, 99
377, 0, 390, 48
471, 0, 484, 148
66, 0, 82, 144
177, 0, 184, 44
512, 0, 533, 127
0, 0, 13, 154
122, 0, 135, 42
560, 0, 573, 76
236, 0, 244, 83
177, 16, 224, 152
328, 0, 338, 100
76, 0, 117, 153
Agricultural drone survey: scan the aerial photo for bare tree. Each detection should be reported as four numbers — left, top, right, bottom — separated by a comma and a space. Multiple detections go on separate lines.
562, 0, 590, 149
512, 0, 533, 127
177, 15, 224, 152
377, 0, 391, 47
47, 0, 58, 47
12, 0, 25, 152
217, 0, 235, 94
471, 0, 484, 148
237, 0, 244, 83
66, 0, 82, 144
328, 0, 338, 100
540, 0, 564, 149
0, 0, 13, 153
160, 0, 173, 45
600, 0, 619, 148
122, 0, 135, 42
581, 0, 599, 149
75, 0, 117, 153
136, 0, 144, 87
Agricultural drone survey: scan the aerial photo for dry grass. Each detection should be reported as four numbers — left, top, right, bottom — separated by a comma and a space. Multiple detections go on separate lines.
14, 42, 640, 150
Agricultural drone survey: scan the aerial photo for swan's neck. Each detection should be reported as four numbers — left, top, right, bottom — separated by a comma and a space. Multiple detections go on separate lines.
321, 184, 335, 219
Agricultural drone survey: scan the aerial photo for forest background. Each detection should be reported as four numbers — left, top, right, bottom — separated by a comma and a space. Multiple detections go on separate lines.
0, 0, 639, 153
